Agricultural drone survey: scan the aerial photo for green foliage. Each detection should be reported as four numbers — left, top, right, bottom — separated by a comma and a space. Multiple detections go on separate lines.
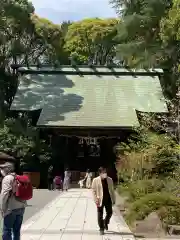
162, 167, 180, 195
159, 205, 180, 226
0, 0, 65, 68
0, 118, 51, 167
0, 118, 35, 159
0, 0, 67, 115
160, 0, 180, 44
32, 15, 64, 64
112, 0, 172, 67
159, 0, 180, 95
64, 18, 118, 64
125, 192, 180, 225
0, 0, 34, 68
144, 132, 178, 176
111, 0, 180, 97
116, 127, 180, 226
116, 129, 179, 184
121, 179, 165, 202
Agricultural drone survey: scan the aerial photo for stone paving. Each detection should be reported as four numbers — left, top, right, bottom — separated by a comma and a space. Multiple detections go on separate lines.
21, 189, 135, 240
24, 189, 60, 222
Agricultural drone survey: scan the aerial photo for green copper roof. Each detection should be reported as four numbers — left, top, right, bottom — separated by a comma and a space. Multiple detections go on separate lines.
11, 71, 167, 127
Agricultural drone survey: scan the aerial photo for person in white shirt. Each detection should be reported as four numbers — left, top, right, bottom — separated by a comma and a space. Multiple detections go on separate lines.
85, 169, 92, 189
78, 177, 84, 188
63, 168, 71, 191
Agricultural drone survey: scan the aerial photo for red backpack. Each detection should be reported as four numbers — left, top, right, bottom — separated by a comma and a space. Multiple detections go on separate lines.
14, 175, 33, 201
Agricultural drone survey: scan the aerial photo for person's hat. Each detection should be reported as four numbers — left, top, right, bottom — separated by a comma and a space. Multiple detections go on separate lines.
0, 152, 15, 161
0, 162, 15, 176
0, 162, 14, 169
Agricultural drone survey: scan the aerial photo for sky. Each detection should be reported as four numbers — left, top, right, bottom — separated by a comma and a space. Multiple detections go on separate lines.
31, 0, 117, 23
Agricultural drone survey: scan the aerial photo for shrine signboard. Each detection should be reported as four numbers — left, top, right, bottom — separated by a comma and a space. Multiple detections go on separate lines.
78, 137, 100, 157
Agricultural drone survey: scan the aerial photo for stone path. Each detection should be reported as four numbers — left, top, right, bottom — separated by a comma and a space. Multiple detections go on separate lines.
24, 189, 60, 222
21, 189, 135, 240
0, 189, 59, 234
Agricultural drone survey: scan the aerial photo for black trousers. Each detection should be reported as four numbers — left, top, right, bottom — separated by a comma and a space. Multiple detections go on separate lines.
47, 179, 53, 190
97, 200, 113, 230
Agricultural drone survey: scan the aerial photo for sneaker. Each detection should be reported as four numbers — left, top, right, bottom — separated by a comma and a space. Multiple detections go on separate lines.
99, 229, 104, 235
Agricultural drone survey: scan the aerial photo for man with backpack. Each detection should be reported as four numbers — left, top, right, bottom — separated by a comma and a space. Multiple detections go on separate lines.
0, 161, 33, 240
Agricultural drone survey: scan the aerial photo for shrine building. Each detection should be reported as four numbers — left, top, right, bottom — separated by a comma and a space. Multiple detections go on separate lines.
10, 65, 168, 183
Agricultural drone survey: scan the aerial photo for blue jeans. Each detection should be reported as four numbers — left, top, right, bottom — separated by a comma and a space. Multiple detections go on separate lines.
3, 208, 25, 240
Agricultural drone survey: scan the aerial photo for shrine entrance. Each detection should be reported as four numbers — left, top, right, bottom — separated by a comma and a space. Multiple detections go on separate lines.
51, 136, 117, 183
50, 136, 116, 168
43, 130, 131, 184
39, 128, 133, 186
74, 137, 102, 171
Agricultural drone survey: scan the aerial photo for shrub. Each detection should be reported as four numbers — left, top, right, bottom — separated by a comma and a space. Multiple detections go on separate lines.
159, 205, 180, 226
117, 184, 129, 197
116, 130, 179, 183
163, 177, 180, 196
117, 151, 154, 183
119, 179, 165, 202
125, 192, 180, 225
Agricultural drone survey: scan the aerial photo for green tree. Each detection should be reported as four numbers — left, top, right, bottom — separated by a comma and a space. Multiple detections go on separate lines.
0, 0, 35, 118
0, 118, 35, 160
0, 0, 35, 69
57, 21, 72, 65
0, 0, 66, 117
0, 0, 65, 69
111, 0, 172, 68
160, 0, 180, 47
64, 18, 119, 64
32, 15, 64, 64
110, 0, 180, 98
0, 118, 51, 167
159, 0, 180, 95
0, 1, 65, 169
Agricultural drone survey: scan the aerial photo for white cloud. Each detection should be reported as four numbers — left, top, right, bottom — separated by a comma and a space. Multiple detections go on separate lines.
31, 0, 116, 23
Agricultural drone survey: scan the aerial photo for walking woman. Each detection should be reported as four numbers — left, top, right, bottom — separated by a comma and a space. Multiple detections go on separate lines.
85, 169, 92, 189
63, 168, 71, 191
